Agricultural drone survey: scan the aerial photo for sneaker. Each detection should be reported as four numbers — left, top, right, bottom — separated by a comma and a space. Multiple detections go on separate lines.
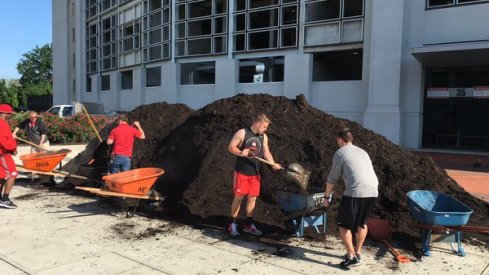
344, 253, 362, 263
0, 199, 17, 209
243, 223, 262, 236
228, 223, 239, 236
340, 256, 361, 270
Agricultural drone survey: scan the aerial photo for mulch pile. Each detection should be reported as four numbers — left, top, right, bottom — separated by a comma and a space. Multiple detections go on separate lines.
65, 94, 489, 239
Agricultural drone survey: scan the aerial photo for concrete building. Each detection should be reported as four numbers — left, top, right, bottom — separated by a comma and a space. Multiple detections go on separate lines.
52, 0, 489, 152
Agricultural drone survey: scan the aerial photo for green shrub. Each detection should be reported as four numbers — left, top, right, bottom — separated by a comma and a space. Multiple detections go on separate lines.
10, 112, 112, 144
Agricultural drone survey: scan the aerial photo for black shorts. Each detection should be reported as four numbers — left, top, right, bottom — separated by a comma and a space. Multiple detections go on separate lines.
337, 196, 376, 233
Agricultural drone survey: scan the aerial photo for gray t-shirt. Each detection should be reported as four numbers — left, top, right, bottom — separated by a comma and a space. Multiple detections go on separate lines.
327, 144, 379, 198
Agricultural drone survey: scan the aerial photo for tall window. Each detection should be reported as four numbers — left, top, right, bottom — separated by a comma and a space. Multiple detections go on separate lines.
101, 75, 111, 90
175, 0, 228, 57
121, 70, 133, 89
99, 14, 118, 71
86, 76, 92, 92
233, 0, 298, 52
143, 0, 172, 61
146, 66, 161, 87
180, 61, 215, 84
303, 0, 364, 46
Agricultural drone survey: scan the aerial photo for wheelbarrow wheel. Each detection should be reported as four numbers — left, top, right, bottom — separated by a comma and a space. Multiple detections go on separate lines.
50, 175, 67, 185
139, 190, 165, 212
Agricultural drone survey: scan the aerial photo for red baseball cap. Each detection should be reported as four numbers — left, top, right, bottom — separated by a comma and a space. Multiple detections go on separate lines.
0, 104, 14, 114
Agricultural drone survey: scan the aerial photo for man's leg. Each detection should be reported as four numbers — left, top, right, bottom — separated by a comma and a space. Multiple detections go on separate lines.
228, 195, 244, 236
230, 195, 244, 218
339, 227, 356, 258
245, 196, 256, 217
0, 177, 17, 209
3, 177, 15, 195
355, 224, 368, 255
109, 156, 121, 174
121, 156, 131, 172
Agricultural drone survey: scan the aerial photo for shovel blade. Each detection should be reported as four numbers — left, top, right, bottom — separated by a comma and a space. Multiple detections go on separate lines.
285, 163, 310, 190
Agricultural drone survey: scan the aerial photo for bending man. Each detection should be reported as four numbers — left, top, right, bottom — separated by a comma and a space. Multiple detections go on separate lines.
322, 128, 378, 270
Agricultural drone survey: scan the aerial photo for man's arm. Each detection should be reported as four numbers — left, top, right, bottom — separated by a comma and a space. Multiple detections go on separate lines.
262, 134, 281, 170
38, 120, 48, 146
133, 121, 145, 139
12, 127, 19, 138
322, 182, 335, 207
228, 129, 248, 157
107, 130, 114, 145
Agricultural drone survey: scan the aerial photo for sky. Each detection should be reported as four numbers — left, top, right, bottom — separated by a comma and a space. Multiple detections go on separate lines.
0, 0, 52, 80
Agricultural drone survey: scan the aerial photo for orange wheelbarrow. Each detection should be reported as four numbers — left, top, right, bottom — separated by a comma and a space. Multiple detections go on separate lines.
76, 167, 164, 217
20, 149, 72, 172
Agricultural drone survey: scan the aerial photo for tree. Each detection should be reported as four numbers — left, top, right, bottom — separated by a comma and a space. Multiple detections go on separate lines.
0, 79, 21, 107
16, 44, 53, 96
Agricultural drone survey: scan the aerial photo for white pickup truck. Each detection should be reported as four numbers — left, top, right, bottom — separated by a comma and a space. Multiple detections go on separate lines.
46, 102, 106, 117
46, 105, 76, 117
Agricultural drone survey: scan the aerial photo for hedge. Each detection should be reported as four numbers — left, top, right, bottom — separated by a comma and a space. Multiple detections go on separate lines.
10, 112, 113, 144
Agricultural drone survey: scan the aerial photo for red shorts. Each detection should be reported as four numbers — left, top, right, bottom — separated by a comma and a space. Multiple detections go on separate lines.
0, 154, 18, 180
233, 172, 261, 197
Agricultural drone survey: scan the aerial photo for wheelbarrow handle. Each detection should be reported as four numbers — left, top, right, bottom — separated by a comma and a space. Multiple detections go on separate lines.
415, 223, 489, 234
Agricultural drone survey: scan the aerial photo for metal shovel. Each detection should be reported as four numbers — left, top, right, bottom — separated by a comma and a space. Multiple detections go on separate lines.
252, 156, 310, 191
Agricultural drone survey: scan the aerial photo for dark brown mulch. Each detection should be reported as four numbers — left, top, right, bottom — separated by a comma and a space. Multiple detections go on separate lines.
65, 94, 489, 240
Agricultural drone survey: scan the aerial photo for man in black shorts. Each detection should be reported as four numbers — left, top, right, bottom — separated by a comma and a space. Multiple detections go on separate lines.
322, 128, 379, 270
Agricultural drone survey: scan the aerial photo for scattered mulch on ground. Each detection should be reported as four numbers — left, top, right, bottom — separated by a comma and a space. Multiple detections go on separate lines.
65, 94, 489, 240
13, 193, 42, 201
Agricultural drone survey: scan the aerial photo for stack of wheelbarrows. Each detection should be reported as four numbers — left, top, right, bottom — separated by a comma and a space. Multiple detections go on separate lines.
16, 147, 164, 217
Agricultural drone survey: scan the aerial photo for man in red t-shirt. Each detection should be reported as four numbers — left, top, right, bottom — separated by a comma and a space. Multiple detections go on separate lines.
0, 104, 19, 209
107, 114, 145, 173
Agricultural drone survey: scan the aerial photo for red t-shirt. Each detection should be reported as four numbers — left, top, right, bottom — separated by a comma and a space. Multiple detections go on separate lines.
0, 119, 17, 155
108, 123, 142, 157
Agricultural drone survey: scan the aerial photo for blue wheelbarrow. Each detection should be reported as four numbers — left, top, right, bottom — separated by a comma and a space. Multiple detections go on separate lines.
407, 190, 473, 256
273, 190, 331, 237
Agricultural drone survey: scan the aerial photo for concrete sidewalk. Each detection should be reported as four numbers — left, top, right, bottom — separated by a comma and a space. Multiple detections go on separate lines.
0, 182, 487, 274
2, 145, 488, 274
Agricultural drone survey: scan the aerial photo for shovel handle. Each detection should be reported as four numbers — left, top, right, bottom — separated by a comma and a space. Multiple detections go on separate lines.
253, 156, 283, 170
382, 240, 411, 263
15, 137, 53, 152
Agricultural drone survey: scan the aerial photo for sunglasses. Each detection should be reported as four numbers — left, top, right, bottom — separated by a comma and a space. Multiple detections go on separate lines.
30, 116, 38, 119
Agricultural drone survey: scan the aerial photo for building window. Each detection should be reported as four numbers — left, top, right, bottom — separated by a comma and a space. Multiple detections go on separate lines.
233, 1, 298, 52
427, 0, 489, 8
119, 20, 141, 53
312, 50, 362, 81
180, 61, 215, 85
303, 0, 364, 47
143, 0, 171, 62
175, 0, 228, 57
121, 70, 133, 89
146, 66, 161, 87
101, 75, 111, 90
86, 76, 92, 92
239, 56, 284, 83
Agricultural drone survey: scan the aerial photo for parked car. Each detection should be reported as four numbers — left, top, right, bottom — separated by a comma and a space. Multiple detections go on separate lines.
47, 105, 76, 117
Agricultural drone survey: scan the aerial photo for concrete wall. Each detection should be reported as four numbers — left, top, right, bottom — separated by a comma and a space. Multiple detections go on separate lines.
52, 0, 69, 105
424, 3, 489, 45
310, 81, 363, 124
